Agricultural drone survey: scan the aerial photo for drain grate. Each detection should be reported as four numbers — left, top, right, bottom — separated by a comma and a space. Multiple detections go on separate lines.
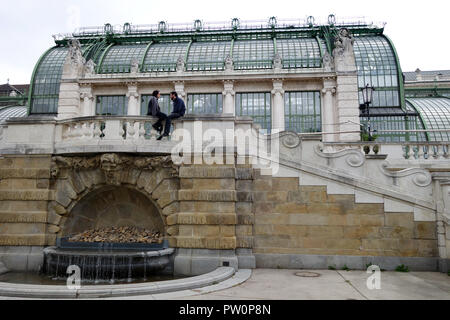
294, 271, 321, 278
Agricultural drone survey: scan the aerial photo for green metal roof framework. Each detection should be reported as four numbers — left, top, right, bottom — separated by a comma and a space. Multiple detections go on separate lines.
406, 97, 450, 142
28, 20, 387, 116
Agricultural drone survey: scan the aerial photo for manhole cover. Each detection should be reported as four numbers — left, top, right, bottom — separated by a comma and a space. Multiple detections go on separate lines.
294, 271, 321, 278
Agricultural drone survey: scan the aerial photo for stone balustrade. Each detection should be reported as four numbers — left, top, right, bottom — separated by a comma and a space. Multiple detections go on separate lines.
58, 116, 161, 144
322, 141, 450, 160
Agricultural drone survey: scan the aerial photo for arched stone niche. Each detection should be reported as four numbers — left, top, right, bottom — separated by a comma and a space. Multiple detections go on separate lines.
61, 186, 165, 236
47, 153, 180, 244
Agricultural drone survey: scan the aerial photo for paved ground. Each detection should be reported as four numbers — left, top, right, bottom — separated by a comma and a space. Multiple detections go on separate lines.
177, 269, 450, 300
0, 269, 448, 300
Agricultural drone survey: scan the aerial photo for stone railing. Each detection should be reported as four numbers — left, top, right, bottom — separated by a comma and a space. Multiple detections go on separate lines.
322, 141, 450, 160
57, 116, 162, 144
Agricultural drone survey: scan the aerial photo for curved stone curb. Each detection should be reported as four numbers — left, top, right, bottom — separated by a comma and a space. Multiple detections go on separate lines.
0, 267, 235, 299
151, 269, 252, 300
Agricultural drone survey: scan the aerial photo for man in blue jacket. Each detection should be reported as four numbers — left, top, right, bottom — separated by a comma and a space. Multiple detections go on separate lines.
157, 91, 186, 140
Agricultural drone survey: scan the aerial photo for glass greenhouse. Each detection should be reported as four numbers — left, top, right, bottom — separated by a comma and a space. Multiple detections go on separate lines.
24, 18, 449, 142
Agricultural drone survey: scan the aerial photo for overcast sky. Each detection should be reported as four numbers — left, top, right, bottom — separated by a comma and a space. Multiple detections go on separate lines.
0, 0, 448, 84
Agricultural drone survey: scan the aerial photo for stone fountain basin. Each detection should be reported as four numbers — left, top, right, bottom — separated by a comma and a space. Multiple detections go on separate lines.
43, 247, 175, 281
0, 267, 236, 299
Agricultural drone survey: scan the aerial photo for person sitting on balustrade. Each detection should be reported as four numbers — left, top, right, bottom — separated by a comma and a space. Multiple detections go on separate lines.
157, 91, 186, 141
147, 90, 166, 134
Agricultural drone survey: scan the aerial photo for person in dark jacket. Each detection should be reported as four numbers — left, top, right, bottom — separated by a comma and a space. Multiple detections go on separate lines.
157, 91, 186, 140
147, 90, 166, 134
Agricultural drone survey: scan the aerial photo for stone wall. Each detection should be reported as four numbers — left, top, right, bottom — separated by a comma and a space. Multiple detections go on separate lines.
252, 173, 438, 269
0, 156, 53, 271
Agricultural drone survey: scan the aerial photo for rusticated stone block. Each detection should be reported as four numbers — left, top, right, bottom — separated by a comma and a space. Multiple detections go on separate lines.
237, 191, 253, 202
0, 223, 46, 235
152, 179, 179, 199
36, 179, 50, 189
236, 236, 253, 248
47, 210, 62, 226
162, 202, 179, 217
235, 168, 253, 180
174, 212, 237, 225
49, 202, 67, 216
55, 182, 78, 208
237, 213, 254, 225
67, 172, 86, 195
378, 227, 413, 239
179, 166, 236, 179
0, 168, 50, 179
272, 178, 299, 191
10, 179, 37, 190
347, 214, 385, 227
255, 213, 290, 225
236, 225, 252, 237
47, 225, 61, 234
166, 226, 179, 236
175, 236, 236, 249
180, 178, 193, 189
236, 202, 252, 215
166, 214, 178, 226
0, 190, 53, 201
306, 203, 345, 215
156, 192, 178, 209
180, 201, 235, 213
414, 222, 437, 240
179, 225, 235, 237
346, 203, 385, 215
274, 203, 308, 214
191, 178, 235, 190
136, 171, 155, 190
385, 213, 414, 229
0, 211, 47, 224
236, 180, 253, 191
417, 239, 438, 257
178, 190, 236, 202
77, 170, 105, 189
253, 179, 272, 191
0, 234, 47, 246
343, 226, 381, 239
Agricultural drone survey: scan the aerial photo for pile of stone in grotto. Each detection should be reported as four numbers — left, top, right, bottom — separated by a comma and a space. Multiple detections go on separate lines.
68, 226, 162, 244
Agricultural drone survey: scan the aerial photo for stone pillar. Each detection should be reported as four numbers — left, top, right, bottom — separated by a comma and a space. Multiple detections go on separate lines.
58, 39, 84, 120
79, 84, 95, 116
321, 80, 337, 143
126, 82, 140, 116
172, 163, 239, 276
222, 81, 235, 115
333, 28, 361, 142
271, 80, 285, 132
174, 81, 186, 102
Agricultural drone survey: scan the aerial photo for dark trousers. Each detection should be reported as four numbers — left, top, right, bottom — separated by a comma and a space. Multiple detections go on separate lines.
164, 113, 182, 135
153, 111, 167, 131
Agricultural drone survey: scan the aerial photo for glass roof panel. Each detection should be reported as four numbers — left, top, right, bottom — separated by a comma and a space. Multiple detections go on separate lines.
353, 36, 400, 107
186, 41, 231, 71
30, 46, 68, 114
143, 42, 190, 72
99, 44, 147, 73
0, 106, 28, 123
233, 39, 274, 70
406, 97, 450, 141
277, 38, 322, 69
